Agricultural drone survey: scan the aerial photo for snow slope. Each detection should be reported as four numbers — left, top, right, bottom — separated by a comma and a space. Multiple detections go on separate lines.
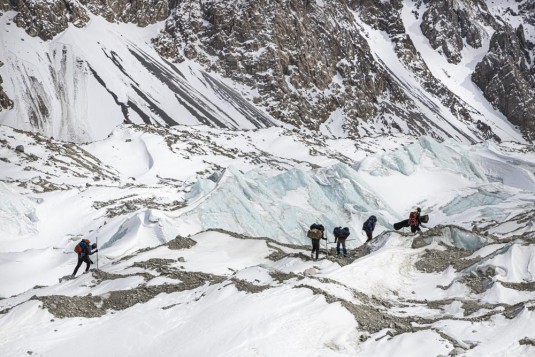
0, 13, 275, 142
0, 3, 529, 144
1, 123, 534, 356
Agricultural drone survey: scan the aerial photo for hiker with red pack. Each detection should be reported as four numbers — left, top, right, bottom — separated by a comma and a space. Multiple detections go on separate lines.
408, 207, 422, 233
72, 239, 98, 277
393, 207, 429, 232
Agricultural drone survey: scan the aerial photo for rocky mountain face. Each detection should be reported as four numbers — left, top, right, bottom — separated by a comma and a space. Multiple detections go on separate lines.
8, 0, 89, 41
0, 0, 10, 11
355, 0, 495, 140
1, 0, 534, 140
473, 24, 535, 139
0, 2, 10, 111
152, 0, 497, 139
419, 0, 495, 64
4, 0, 169, 41
153, 0, 396, 134
415, 0, 535, 139
0, 81, 12, 112
0, 61, 12, 112
79, 0, 169, 27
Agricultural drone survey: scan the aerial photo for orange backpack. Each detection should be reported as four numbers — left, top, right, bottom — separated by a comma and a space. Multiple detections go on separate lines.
74, 239, 90, 253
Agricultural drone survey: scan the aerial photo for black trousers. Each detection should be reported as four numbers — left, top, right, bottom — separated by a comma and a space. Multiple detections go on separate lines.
364, 230, 373, 241
73, 255, 92, 276
311, 239, 320, 259
411, 225, 421, 233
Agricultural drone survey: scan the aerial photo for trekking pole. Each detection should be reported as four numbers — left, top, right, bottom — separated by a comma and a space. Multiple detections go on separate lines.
325, 232, 328, 257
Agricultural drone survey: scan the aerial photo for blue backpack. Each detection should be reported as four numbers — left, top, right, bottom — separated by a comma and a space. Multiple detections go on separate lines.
362, 216, 377, 232
333, 227, 342, 238
74, 239, 90, 253
334, 227, 350, 238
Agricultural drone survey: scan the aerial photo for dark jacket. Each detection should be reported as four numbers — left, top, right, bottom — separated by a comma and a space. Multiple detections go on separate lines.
333, 227, 350, 239
362, 216, 377, 232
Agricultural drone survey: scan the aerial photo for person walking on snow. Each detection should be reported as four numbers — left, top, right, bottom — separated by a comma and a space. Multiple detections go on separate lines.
409, 207, 422, 233
307, 223, 325, 260
333, 227, 350, 257
72, 241, 98, 277
362, 215, 377, 242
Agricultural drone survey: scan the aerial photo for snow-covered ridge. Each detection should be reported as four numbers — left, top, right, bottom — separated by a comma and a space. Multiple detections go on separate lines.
0, 13, 275, 142
1, 1, 533, 143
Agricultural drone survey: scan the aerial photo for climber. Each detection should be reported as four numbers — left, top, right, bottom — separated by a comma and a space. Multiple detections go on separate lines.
333, 226, 350, 257
362, 215, 377, 242
408, 207, 422, 233
72, 240, 98, 277
307, 223, 326, 260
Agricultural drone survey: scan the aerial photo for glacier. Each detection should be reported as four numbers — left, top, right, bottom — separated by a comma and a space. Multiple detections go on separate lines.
173, 163, 399, 245
0, 124, 534, 357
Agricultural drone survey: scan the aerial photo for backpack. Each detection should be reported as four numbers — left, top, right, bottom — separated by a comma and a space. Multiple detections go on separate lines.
307, 229, 323, 240
339, 227, 350, 239
333, 226, 342, 238
310, 223, 324, 232
74, 239, 90, 253
362, 216, 377, 232
307, 223, 324, 240
408, 211, 419, 226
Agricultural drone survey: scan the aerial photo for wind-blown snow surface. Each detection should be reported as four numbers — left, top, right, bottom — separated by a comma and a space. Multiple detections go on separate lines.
1, 124, 535, 356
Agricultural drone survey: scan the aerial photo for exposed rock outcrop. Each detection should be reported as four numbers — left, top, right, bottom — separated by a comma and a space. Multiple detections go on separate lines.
3, 0, 534, 139
12, 0, 89, 41
154, 0, 477, 138
519, 1, 535, 26
0, 61, 13, 111
472, 24, 535, 137
0, 0, 12, 12
11, 0, 169, 41
0, 87, 12, 111
355, 0, 495, 140
154, 0, 397, 134
419, 0, 494, 64
79, 0, 169, 27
